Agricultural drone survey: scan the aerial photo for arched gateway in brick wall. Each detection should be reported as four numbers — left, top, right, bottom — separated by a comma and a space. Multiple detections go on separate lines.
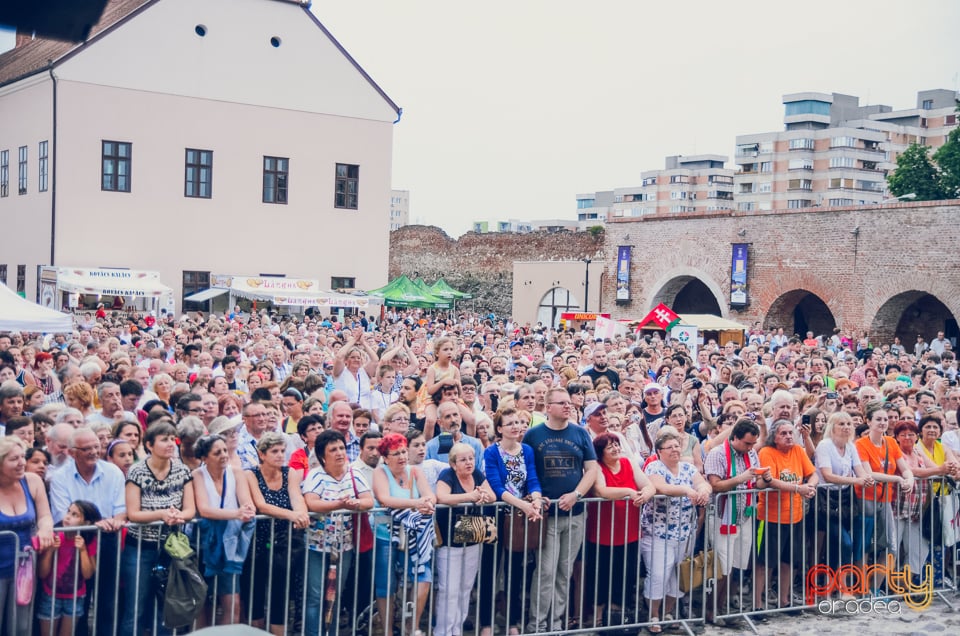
600, 200, 960, 341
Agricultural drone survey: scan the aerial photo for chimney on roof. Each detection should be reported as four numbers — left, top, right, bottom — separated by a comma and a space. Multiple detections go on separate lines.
15, 29, 36, 49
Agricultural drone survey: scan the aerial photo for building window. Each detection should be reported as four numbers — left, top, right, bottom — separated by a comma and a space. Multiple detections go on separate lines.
830, 136, 857, 149
0, 150, 7, 197
17, 146, 27, 195
760, 161, 772, 173
787, 179, 812, 191
182, 270, 211, 312
922, 99, 933, 110
828, 198, 854, 206
788, 158, 813, 170
669, 190, 687, 200
829, 156, 855, 168
38, 141, 48, 192
738, 202, 755, 212
758, 182, 773, 193
642, 177, 657, 186
334, 163, 359, 209
0, 264, 6, 284
184, 149, 213, 198
788, 138, 815, 150
101, 141, 131, 192
787, 199, 812, 209
576, 198, 594, 209
946, 114, 957, 126
331, 276, 356, 290
262, 156, 288, 203
16, 265, 25, 294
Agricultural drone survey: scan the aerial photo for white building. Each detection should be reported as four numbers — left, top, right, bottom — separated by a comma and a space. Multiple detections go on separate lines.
0, 0, 400, 312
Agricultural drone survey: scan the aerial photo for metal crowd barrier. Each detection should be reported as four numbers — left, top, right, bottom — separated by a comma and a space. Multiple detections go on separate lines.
711, 477, 958, 633
8, 482, 959, 636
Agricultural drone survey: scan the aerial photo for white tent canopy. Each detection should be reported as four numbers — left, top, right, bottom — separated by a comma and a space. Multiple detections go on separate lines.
52, 267, 172, 297
0, 284, 73, 333
201, 275, 382, 309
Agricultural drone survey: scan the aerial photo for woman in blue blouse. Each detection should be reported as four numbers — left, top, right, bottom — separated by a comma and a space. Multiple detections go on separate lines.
482, 407, 544, 635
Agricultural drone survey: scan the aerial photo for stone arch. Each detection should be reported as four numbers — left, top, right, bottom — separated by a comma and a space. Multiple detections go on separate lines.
648, 269, 726, 317
763, 289, 837, 338
537, 286, 580, 329
870, 291, 958, 345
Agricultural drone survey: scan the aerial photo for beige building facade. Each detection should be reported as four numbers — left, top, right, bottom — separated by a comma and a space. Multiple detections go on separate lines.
512, 260, 603, 328
0, 0, 399, 312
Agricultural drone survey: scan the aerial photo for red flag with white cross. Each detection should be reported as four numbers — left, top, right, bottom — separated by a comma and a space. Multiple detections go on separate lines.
637, 303, 681, 331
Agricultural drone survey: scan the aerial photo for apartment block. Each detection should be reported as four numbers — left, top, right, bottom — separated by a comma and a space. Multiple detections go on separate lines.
734, 89, 959, 211
577, 154, 734, 221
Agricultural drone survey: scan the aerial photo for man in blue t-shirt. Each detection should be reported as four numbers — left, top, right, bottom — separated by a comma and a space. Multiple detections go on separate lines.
523, 387, 598, 633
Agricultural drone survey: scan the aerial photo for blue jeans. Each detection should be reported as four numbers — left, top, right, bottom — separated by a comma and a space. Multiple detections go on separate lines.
120, 541, 172, 636
305, 549, 353, 636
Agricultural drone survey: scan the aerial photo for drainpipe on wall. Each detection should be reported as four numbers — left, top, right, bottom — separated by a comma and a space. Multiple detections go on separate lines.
48, 63, 58, 266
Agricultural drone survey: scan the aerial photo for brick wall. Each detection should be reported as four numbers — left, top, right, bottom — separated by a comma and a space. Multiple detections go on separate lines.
389, 226, 603, 316
600, 200, 960, 341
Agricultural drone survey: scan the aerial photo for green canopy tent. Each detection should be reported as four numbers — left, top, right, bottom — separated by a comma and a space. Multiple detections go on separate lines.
429, 278, 472, 300
366, 275, 452, 309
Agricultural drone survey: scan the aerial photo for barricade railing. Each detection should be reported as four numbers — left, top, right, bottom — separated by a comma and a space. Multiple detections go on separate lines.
18, 482, 959, 636
711, 476, 958, 633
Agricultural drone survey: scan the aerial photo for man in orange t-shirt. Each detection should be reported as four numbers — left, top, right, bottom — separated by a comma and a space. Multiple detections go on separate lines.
755, 419, 818, 611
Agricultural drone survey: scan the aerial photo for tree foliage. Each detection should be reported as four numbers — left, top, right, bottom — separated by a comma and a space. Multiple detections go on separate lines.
933, 126, 960, 199
887, 100, 960, 201
887, 143, 948, 200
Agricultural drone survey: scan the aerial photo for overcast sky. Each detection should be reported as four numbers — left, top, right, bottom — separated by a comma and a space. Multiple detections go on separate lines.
315, 1, 960, 238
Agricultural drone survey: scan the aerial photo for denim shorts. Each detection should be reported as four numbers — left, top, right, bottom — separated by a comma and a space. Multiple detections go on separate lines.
35, 590, 86, 620
374, 538, 432, 598
206, 572, 240, 595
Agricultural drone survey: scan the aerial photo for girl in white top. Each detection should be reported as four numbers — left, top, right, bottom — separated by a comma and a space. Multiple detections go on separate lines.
815, 412, 875, 486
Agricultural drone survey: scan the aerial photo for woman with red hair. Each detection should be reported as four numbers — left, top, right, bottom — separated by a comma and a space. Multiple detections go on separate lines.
371, 433, 436, 636
32, 351, 60, 403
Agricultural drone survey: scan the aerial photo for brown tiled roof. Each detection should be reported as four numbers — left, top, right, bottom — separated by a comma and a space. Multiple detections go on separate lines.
0, 0, 154, 88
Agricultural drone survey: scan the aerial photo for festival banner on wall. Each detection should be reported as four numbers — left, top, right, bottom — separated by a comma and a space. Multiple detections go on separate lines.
730, 243, 749, 307
616, 246, 631, 302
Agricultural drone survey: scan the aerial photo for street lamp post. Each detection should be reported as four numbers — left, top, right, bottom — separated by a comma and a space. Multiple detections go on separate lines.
581, 258, 592, 312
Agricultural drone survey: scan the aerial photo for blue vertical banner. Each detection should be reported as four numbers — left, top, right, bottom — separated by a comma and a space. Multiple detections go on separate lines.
616, 246, 631, 302
730, 243, 748, 306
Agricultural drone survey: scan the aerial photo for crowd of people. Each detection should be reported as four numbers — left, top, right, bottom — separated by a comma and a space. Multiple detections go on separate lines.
0, 307, 958, 636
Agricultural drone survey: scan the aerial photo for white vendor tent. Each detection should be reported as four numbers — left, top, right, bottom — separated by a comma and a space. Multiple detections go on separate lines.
185, 275, 381, 310
0, 284, 73, 332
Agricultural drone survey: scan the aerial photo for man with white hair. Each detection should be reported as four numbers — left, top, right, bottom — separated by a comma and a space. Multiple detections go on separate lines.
87, 382, 124, 426
766, 389, 814, 456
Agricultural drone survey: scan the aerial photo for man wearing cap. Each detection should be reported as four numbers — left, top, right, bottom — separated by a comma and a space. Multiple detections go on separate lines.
583, 401, 634, 457
641, 383, 666, 426
508, 340, 532, 374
